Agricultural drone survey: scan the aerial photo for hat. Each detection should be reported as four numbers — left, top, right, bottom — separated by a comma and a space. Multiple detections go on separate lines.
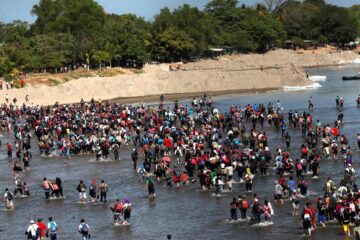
30, 220, 35, 224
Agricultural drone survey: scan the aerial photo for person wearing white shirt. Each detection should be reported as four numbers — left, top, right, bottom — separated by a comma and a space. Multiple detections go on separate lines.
25, 220, 38, 240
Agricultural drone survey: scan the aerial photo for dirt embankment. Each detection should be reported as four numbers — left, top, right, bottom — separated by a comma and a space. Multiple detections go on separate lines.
0, 49, 359, 106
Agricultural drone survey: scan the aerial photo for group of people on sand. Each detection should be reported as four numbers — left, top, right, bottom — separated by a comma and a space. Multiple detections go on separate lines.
1, 92, 360, 238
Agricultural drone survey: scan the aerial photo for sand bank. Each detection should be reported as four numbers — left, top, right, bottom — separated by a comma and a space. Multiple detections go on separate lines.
0, 49, 359, 106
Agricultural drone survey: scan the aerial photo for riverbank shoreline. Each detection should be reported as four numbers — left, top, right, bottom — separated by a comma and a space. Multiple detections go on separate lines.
108, 87, 279, 105
0, 49, 358, 106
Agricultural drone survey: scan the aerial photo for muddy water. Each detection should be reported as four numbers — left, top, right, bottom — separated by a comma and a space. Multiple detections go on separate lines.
1, 64, 360, 240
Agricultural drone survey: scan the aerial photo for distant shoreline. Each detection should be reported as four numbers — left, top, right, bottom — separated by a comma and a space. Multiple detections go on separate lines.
0, 49, 358, 106
108, 87, 279, 105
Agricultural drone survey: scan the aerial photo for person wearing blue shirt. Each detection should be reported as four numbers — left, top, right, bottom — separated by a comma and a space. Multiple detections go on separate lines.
288, 176, 296, 196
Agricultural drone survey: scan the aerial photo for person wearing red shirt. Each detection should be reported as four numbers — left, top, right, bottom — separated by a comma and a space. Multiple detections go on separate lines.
7, 143, 12, 159
164, 137, 171, 149
332, 127, 339, 140
37, 219, 47, 240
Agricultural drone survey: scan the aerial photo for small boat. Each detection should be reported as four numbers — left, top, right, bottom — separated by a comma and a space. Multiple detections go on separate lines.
342, 76, 360, 80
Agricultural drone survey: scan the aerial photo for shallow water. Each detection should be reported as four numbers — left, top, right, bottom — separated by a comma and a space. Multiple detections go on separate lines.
1, 64, 360, 240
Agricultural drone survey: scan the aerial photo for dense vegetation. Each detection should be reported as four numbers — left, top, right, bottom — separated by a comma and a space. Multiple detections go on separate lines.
0, 0, 359, 78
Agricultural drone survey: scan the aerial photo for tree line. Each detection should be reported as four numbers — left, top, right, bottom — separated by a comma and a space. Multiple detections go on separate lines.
0, 0, 359, 79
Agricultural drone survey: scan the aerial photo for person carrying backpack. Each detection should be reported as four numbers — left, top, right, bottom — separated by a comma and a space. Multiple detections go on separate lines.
123, 198, 132, 225
89, 179, 97, 203
41, 178, 51, 199
111, 199, 124, 225
25, 220, 39, 240
77, 180, 87, 203
230, 197, 238, 220
47, 217, 58, 240
37, 219, 47, 240
78, 219, 90, 240
98, 180, 108, 203
146, 178, 156, 198
3, 188, 14, 209
239, 196, 248, 219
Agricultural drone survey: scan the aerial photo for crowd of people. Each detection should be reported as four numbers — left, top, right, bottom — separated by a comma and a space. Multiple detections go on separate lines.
1, 93, 360, 238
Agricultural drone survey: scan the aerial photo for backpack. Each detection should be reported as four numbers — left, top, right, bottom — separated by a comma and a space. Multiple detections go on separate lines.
230, 202, 237, 210
297, 163, 303, 171
90, 185, 96, 193
259, 206, 265, 214
80, 223, 89, 235
49, 222, 57, 232
42, 181, 49, 190
7, 192, 13, 201
115, 203, 123, 212
126, 205, 132, 212
242, 200, 248, 209
301, 147, 307, 154
36, 227, 41, 237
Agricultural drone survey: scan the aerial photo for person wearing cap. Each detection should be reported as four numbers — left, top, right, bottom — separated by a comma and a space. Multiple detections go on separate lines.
25, 220, 39, 240
3, 188, 14, 209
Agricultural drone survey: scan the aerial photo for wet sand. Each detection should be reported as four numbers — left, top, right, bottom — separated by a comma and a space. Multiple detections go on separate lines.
109, 88, 278, 104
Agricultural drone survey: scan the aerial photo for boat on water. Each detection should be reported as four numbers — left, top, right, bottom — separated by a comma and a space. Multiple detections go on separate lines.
342, 76, 360, 80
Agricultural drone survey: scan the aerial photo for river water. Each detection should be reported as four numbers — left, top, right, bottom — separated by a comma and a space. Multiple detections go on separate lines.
1, 64, 360, 240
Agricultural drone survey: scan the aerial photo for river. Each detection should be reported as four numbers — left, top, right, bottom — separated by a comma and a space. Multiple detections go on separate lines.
1, 64, 360, 240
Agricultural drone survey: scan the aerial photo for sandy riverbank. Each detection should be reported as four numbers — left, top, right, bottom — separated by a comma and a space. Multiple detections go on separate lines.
0, 49, 359, 106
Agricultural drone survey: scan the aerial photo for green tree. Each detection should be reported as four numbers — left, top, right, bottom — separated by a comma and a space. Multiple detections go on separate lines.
350, 5, 360, 37
31, 0, 106, 63
0, 21, 29, 44
22, 33, 74, 72
317, 5, 358, 46
153, 26, 196, 61
103, 14, 151, 67
152, 5, 216, 58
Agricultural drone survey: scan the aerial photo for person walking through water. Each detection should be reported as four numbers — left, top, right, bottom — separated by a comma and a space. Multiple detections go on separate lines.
239, 196, 248, 220
230, 197, 238, 220
78, 219, 91, 240
89, 179, 97, 203
77, 180, 87, 203
41, 178, 50, 199
123, 198, 132, 225
111, 199, 124, 225
98, 180, 108, 203
263, 200, 274, 222
146, 178, 156, 198
25, 220, 39, 240
131, 149, 138, 170
3, 188, 14, 210
308, 96, 313, 110
47, 217, 58, 240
